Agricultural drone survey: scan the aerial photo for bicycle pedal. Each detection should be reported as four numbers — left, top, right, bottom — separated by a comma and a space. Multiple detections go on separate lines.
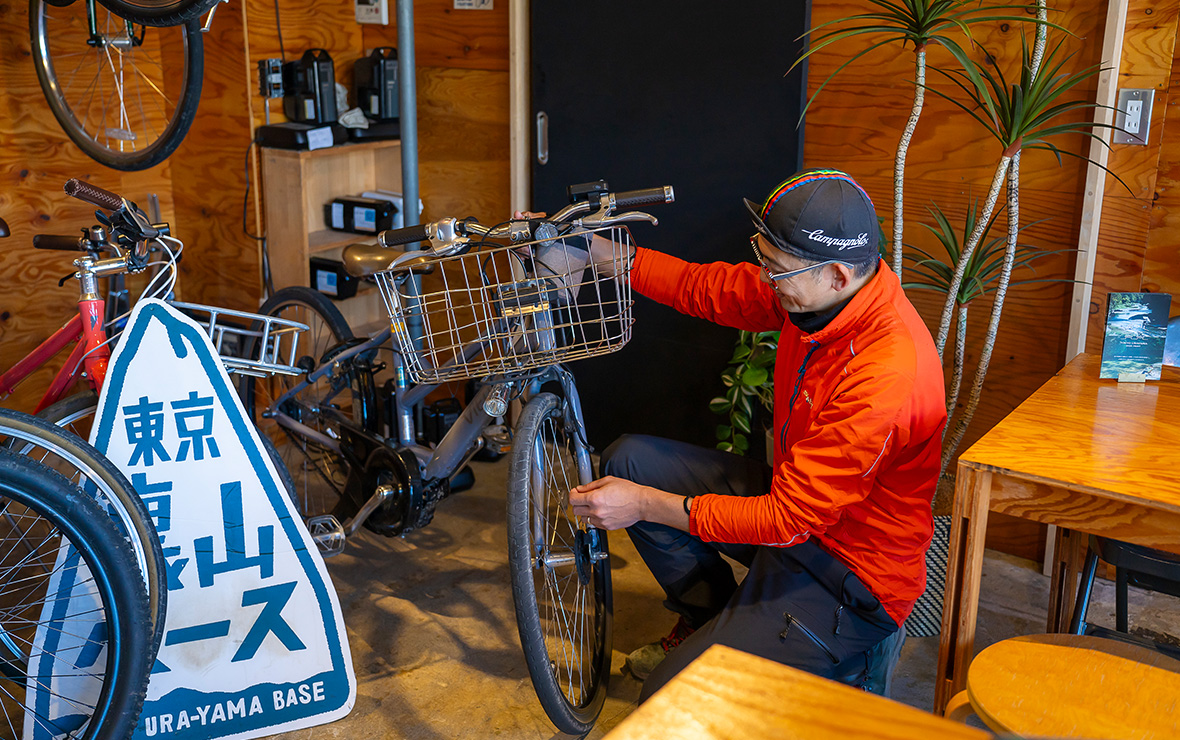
481, 424, 513, 455
306, 514, 346, 557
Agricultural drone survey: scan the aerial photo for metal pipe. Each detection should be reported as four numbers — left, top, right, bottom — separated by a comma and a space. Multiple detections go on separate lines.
397, 0, 419, 229
396, 0, 424, 361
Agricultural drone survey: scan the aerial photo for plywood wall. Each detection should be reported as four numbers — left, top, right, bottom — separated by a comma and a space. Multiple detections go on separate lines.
0, 0, 509, 414
1116, 3, 1180, 324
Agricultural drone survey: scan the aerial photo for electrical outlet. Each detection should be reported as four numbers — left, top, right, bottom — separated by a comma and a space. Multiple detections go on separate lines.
356, 0, 388, 25
1125, 100, 1143, 134
1114, 88, 1154, 146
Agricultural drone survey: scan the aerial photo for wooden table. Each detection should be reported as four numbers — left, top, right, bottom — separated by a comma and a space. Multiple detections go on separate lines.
605, 644, 991, 739
935, 353, 1180, 713
950, 634, 1180, 738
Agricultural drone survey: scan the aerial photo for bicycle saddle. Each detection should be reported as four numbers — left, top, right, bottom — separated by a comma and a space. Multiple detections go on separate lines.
342, 242, 434, 277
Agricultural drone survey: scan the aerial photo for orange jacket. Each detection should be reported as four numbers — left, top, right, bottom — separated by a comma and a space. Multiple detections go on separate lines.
631, 249, 946, 624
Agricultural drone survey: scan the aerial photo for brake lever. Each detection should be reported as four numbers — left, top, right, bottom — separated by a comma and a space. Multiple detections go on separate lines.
579, 210, 659, 228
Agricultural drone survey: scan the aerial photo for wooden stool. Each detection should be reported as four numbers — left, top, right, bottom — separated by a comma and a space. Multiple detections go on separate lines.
945, 634, 1180, 738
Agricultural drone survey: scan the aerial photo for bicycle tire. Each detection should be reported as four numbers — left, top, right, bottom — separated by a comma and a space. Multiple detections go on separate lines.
0, 447, 153, 740
29, 0, 203, 172
241, 287, 361, 521
507, 392, 612, 735
93, 0, 218, 28
1, 402, 167, 652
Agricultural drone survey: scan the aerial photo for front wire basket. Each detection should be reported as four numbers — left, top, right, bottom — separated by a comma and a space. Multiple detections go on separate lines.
374, 225, 635, 384
170, 301, 309, 377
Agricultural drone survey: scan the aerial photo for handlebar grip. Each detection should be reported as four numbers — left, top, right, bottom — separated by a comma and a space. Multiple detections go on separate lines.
64, 178, 123, 212
613, 186, 675, 209
33, 234, 85, 251
378, 223, 430, 247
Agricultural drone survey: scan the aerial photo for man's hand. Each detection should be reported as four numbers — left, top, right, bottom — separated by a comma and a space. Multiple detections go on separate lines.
570, 476, 690, 531
513, 211, 633, 279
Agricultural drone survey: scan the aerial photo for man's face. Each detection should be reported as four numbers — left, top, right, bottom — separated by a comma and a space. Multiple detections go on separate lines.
753, 234, 837, 314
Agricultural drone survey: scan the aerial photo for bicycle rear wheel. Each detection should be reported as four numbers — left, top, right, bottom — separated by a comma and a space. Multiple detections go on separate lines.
507, 392, 611, 735
241, 287, 368, 521
29, 0, 203, 171
0, 448, 153, 740
94, 0, 218, 27
0, 403, 167, 652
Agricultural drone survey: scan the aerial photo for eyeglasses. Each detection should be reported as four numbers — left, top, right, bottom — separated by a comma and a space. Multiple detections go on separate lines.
749, 235, 846, 282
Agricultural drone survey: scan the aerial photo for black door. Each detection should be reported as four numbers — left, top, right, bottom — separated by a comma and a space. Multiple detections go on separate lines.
531, 1, 810, 454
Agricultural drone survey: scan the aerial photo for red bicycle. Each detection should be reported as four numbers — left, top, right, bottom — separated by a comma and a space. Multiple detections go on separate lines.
1, 179, 304, 414
0, 177, 307, 667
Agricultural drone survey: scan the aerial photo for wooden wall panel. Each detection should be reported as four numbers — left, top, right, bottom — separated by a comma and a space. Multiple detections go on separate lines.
0, 2, 177, 414
1141, 3, 1180, 307
1089, 1, 1180, 357
361, 1, 509, 72
415, 67, 510, 223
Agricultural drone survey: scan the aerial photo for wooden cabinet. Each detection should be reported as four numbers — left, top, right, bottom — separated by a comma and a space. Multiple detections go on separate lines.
260, 138, 401, 333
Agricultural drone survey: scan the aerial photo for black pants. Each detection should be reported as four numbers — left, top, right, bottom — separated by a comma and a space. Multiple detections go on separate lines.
603, 434, 900, 701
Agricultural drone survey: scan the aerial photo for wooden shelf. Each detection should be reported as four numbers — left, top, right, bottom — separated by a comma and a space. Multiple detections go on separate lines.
261, 138, 402, 329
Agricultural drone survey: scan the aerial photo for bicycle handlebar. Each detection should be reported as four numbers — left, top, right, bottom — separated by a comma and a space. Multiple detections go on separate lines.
378, 223, 431, 248
64, 178, 123, 212
33, 234, 86, 251
375, 184, 674, 265
611, 186, 676, 209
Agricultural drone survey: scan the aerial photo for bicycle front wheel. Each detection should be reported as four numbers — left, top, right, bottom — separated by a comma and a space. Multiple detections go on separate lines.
29, 0, 203, 171
0, 448, 153, 740
241, 287, 367, 521
93, 0, 219, 27
0, 404, 166, 652
507, 392, 612, 735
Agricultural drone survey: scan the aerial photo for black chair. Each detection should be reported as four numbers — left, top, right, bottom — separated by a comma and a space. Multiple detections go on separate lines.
1070, 535, 1180, 660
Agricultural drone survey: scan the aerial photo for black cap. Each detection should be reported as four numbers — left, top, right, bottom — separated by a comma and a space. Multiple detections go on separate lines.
743, 169, 878, 262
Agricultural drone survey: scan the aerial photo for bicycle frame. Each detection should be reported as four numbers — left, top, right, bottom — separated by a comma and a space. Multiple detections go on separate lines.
0, 296, 109, 413
263, 322, 591, 498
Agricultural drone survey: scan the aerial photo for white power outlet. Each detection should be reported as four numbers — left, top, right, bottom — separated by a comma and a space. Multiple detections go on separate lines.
1125, 99, 1143, 134
1114, 88, 1153, 146
356, 0, 388, 25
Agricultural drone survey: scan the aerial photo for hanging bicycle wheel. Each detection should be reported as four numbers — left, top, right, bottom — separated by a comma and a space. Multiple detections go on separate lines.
0, 404, 166, 653
29, 0, 203, 172
242, 287, 373, 521
93, 0, 219, 28
0, 448, 153, 740
507, 392, 612, 735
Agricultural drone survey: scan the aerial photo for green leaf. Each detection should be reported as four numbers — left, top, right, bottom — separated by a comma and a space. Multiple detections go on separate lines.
715, 424, 732, 440
733, 412, 752, 435
733, 434, 749, 453
709, 397, 731, 415
740, 366, 769, 388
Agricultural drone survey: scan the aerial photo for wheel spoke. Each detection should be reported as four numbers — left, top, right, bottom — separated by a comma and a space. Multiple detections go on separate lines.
511, 394, 609, 732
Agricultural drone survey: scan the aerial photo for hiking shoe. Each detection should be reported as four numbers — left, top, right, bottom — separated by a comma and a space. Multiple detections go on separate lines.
624, 616, 695, 680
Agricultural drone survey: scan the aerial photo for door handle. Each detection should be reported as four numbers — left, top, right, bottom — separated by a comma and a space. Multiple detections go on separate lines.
536, 111, 549, 165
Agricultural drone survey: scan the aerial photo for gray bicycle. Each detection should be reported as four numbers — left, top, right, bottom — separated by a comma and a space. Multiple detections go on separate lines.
240, 182, 674, 735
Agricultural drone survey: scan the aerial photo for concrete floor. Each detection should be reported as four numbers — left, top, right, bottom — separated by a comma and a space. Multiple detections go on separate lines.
269, 456, 1180, 739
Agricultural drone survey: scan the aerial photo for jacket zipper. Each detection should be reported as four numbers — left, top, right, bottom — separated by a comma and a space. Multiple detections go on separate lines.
780, 341, 821, 456
782, 612, 839, 664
